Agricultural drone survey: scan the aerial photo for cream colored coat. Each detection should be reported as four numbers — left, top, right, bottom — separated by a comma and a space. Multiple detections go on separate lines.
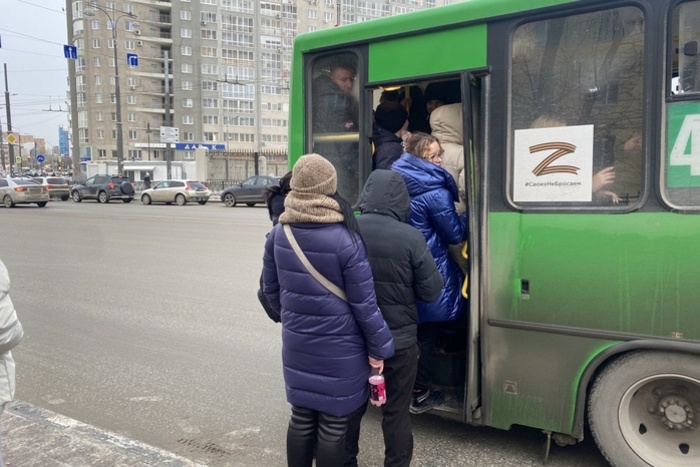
430, 103, 469, 273
0, 261, 23, 414
429, 103, 466, 212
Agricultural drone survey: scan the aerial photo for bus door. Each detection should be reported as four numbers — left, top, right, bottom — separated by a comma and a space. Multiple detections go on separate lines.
364, 71, 487, 424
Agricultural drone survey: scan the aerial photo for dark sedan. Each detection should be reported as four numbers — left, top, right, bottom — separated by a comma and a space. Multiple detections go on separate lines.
221, 175, 279, 207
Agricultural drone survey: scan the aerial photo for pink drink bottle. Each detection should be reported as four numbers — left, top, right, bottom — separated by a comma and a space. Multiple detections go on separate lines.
369, 373, 386, 406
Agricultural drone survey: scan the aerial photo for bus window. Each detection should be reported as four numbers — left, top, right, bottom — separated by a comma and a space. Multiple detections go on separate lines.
675, 1, 700, 94
310, 53, 361, 203
665, 1, 700, 209
509, 7, 644, 207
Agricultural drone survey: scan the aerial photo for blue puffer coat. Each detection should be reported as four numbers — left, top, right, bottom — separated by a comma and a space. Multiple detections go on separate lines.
392, 153, 468, 322
262, 222, 394, 417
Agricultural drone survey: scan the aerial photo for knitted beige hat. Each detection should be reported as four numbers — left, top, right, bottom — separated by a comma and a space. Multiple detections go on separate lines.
280, 153, 344, 224
290, 153, 337, 195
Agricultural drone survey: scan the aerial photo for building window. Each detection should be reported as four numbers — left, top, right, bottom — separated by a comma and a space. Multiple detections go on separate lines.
182, 98, 193, 107
95, 93, 103, 103
128, 130, 138, 140
180, 28, 192, 38
127, 112, 137, 122
96, 129, 105, 139
127, 95, 137, 104
180, 10, 191, 20
183, 115, 194, 124
98, 149, 107, 158
182, 80, 193, 90
181, 63, 193, 73
92, 38, 101, 48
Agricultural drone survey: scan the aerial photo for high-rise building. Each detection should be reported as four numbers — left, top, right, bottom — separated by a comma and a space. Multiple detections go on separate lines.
67, 1, 461, 167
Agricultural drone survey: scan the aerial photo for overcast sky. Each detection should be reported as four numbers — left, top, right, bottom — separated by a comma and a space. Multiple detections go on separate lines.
0, 0, 69, 148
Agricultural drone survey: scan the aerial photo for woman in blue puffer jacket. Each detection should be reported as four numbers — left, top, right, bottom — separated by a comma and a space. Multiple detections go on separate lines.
392, 131, 468, 414
262, 153, 394, 467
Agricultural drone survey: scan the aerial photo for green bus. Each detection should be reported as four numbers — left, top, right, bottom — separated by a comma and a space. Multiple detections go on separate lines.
288, 0, 700, 465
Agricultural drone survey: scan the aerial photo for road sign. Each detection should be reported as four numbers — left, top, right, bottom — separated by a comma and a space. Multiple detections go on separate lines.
64, 45, 78, 60
6, 134, 16, 144
160, 126, 180, 143
36, 155, 45, 163
14, 156, 21, 164
127, 53, 139, 67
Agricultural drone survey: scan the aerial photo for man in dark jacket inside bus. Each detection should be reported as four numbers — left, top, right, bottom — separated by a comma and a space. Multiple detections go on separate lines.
372, 102, 409, 171
356, 170, 443, 467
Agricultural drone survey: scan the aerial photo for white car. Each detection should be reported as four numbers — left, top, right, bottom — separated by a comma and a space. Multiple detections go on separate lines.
0, 178, 50, 208
32, 176, 71, 201
140, 180, 211, 206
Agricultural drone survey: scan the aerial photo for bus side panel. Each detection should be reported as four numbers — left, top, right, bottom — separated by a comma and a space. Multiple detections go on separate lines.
484, 210, 700, 432
499, 212, 700, 336
367, 25, 487, 83
485, 326, 616, 433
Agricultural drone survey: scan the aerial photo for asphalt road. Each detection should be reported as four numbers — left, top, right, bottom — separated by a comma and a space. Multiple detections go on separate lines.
0, 200, 608, 466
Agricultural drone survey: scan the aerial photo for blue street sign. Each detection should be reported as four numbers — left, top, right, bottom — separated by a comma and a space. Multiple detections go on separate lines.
63, 45, 77, 59
36, 155, 45, 163
127, 53, 138, 67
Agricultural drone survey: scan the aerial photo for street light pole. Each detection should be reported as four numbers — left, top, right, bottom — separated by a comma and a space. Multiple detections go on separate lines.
83, 3, 136, 176
146, 123, 151, 160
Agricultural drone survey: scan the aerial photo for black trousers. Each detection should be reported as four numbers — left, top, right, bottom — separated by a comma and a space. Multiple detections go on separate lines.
344, 346, 418, 467
381, 344, 419, 467
287, 402, 367, 467
415, 322, 442, 391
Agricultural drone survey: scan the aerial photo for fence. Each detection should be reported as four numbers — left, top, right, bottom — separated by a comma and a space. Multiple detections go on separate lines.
204, 148, 288, 193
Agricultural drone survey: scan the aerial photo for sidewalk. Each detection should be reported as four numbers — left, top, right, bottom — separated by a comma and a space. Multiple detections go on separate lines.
1, 401, 205, 467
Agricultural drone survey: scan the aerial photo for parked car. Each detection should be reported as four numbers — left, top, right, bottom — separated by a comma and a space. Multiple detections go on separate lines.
71, 175, 135, 203
141, 180, 211, 206
0, 178, 49, 208
221, 175, 279, 207
32, 176, 71, 201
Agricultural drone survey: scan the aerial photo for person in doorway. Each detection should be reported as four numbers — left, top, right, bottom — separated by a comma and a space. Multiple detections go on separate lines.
372, 102, 409, 170
356, 169, 444, 466
391, 132, 468, 414
0, 260, 24, 464
430, 103, 468, 273
262, 153, 394, 467
143, 172, 152, 189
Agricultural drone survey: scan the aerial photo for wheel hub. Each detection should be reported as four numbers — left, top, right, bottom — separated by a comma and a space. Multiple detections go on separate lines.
656, 394, 696, 430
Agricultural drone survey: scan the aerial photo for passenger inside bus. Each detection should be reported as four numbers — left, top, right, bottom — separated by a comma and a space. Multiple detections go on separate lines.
311, 54, 361, 202
372, 96, 409, 170
430, 103, 468, 273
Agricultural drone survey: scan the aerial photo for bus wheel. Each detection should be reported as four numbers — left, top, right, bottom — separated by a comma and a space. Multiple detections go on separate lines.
588, 351, 700, 467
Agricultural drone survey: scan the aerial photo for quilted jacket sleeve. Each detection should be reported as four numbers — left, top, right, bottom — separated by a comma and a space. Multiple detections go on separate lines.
0, 262, 23, 356
262, 226, 281, 314
428, 189, 468, 246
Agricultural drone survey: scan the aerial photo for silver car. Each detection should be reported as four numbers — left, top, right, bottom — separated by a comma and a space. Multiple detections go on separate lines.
0, 178, 50, 208
140, 180, 211, 206
32, 176, 71, 201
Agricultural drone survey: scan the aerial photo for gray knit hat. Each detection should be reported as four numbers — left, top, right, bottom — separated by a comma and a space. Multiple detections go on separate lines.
290, 153, 337, 195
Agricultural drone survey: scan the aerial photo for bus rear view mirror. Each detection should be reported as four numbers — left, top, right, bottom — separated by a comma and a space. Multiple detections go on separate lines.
683, 40, 698, 56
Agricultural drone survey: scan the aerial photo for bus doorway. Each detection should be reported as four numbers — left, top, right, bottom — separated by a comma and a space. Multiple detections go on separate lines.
366, 72, 487, 425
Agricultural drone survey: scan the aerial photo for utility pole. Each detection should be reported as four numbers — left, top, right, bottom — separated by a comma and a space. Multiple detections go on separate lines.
164, 50, 172, 179
0, 110, 5, 172
4, 63, 15, 175
66, 0, 81, 177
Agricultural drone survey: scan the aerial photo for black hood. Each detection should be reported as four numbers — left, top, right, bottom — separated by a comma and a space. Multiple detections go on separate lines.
359, 170, 411, 222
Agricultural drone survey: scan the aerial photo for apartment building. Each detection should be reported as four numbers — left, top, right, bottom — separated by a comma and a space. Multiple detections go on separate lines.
68, 0, 461, 166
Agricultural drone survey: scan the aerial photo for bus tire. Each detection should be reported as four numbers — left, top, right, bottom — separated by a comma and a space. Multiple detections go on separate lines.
588, 350, 700, 467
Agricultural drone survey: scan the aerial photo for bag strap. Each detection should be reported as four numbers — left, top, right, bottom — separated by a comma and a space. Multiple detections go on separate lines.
283, 224, 348, 302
